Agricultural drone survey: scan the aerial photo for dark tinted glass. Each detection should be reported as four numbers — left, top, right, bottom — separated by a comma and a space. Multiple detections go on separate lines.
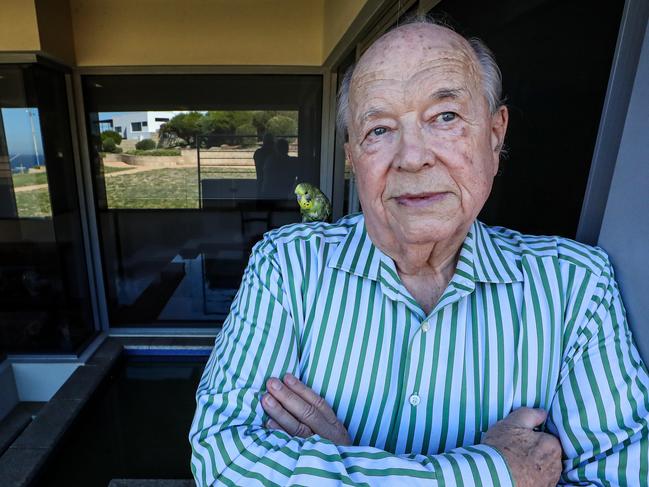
431, 0, 625, 237
83, 74, 322, 327
0, 63, 95, 354
37, 354, 207, 485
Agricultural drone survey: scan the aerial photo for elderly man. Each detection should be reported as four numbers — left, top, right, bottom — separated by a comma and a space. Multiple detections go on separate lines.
190, 20, 649, 486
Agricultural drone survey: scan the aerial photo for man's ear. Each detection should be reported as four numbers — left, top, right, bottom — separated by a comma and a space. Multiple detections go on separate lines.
490, 105, 509, 174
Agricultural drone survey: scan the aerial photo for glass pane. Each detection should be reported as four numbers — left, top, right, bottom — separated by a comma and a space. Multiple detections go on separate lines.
333, 50, 357, 217
84, 74, 322, 327
2, 108, 51, 217
0, 64, 95, 354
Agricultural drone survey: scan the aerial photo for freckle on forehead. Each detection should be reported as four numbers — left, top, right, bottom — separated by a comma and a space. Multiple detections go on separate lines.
351, 24, 481, 97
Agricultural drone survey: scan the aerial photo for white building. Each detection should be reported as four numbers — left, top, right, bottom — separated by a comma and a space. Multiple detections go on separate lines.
99, 111, 186, 141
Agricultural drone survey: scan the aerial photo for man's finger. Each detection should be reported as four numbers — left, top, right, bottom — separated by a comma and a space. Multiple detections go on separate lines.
266, 377, 334, 435
283, 373, 340, 426
261, 392, 314, 438
266, 418, 284, 431
505, 407, 548, 429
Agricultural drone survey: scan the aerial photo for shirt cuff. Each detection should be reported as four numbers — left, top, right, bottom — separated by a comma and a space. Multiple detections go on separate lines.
434, 444, 515, 486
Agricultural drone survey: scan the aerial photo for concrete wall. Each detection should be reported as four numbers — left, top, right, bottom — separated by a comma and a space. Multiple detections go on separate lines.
69, 0, 325, 66
0, 361, 19, 421
35, 0, 76, 65
1, 0, 371, 67
323, 0, 369, 61
0, 0, 40, 51
597, 19, 649, 363
12, 363, 79, 402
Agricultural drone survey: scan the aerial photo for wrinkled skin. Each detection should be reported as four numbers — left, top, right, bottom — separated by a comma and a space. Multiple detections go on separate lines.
482, 408, 563, 487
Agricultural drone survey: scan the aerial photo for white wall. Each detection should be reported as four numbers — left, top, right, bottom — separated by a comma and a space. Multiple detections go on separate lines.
597, 18, 649, 363
12, 363, 79, 402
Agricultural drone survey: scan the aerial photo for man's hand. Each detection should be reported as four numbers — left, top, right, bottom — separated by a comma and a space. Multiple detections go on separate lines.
482, 407, 563, 487
261, 373, 351, 445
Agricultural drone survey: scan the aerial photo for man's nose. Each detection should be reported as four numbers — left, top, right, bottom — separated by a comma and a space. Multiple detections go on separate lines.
395, 123, 434, 171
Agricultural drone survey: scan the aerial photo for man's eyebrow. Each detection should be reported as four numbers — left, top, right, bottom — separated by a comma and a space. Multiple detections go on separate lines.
356, 107, 387, 125
430, 88, 467, 101
354, 89, 467, 125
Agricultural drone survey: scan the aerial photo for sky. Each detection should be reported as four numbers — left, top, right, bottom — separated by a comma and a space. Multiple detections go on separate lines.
2, 108, 44, 161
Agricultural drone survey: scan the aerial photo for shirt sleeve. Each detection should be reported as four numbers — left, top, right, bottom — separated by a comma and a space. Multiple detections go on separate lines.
189, 235, 514, 487
547, 251, 649, 485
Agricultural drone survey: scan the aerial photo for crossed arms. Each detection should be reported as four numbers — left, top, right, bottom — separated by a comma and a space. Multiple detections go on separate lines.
189, 237, 649, 486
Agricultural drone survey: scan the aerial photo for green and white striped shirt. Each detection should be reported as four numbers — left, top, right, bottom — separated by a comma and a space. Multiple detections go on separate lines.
190, 213, 649, 486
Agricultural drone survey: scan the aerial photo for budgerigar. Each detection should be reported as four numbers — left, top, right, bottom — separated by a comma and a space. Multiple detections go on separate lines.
294, 183, 332, 223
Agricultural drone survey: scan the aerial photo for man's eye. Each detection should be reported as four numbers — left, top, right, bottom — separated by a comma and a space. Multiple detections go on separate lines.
437, 112, 457, 123
369, 127, 388, 137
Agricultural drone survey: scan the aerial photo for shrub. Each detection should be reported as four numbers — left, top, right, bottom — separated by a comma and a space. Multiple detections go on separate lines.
101, 130, 123, 145
135, 138, 156, 150
235, 123, 257, 147
102, 137, 117, 153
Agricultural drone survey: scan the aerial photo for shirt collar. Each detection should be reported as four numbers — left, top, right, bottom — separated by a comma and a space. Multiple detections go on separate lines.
328, 214, 524, 284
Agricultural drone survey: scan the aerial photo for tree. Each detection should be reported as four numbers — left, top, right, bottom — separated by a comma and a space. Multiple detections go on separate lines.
266, 115, 297, 138
159, 112, 205, 147
235, 123, 257, 147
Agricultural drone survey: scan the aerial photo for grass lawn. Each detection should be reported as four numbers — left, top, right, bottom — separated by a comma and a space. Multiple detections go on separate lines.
11, 165, 130, 189
106, 167, 201, 209
103, 165, 133, 174
12, 171, 48, 187
15, 188, 52, 218
13, 166, 260, 215
104, 166, 259, 208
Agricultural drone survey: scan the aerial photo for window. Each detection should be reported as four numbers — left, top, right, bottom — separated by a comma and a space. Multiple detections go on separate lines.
0, 64, 95, 353
422, 0, 625, 238
83, 74, 322, 327
155, 117, 169, 122
115, 126, 121, 132
131, 122, 142, 132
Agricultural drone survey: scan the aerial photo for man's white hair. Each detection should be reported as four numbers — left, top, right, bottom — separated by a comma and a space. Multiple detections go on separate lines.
336, 17, 504, 138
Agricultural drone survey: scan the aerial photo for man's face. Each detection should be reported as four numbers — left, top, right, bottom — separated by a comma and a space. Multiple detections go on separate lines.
345, 25, 508, 248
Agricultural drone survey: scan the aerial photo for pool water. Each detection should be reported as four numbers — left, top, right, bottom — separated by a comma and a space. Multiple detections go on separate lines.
34, 353, 207, 486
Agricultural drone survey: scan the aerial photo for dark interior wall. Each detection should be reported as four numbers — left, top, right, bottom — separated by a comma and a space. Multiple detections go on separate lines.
434, 0, 625, 238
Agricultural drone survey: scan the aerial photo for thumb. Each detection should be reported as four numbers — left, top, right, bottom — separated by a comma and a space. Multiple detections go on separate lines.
505, 407, 548, 429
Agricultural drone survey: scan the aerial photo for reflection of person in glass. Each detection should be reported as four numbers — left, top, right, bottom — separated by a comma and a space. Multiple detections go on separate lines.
253, 133, 274, 193
261, 138, 300, 199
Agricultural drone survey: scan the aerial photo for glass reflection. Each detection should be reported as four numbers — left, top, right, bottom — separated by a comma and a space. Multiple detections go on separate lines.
0, 64, 95, 354
84, 75, 322, 327
2, 107, 52, 218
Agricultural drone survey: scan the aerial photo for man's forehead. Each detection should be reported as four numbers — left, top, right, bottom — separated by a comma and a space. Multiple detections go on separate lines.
350, 24, 480, 105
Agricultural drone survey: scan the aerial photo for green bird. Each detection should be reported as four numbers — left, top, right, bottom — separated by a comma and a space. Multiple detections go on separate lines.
294, 183, 332, 223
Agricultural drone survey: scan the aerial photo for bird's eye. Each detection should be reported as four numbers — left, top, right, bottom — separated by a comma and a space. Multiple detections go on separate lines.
437, 112, 457, 123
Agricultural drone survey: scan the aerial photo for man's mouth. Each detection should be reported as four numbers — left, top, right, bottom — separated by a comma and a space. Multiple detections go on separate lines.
394, 192, 448, 207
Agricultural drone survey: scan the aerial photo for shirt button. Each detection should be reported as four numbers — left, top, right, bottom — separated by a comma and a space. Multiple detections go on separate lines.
421, 321, 430, 333
409, 394, 420, 406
